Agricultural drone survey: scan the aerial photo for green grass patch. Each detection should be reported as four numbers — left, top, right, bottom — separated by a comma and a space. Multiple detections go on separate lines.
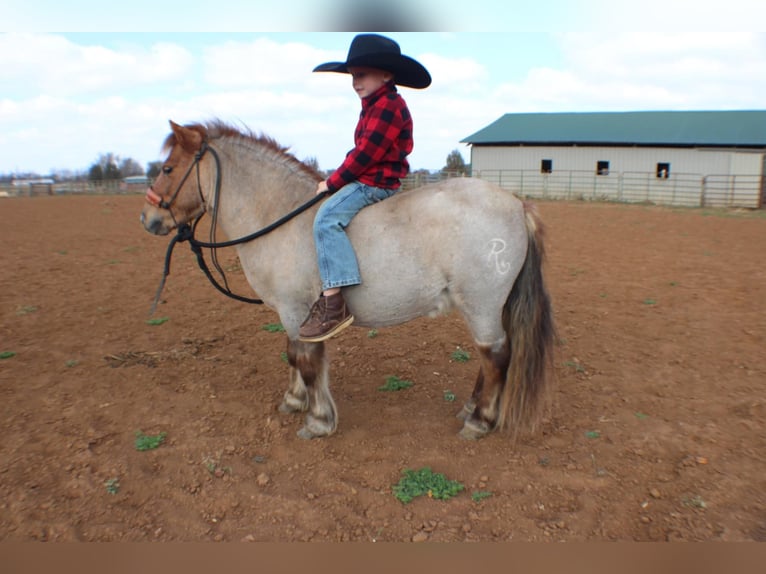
643, 298, 657, 305
450, 348, 470, 363
471, 491, 493, 502
584, 430, 601, 439
16, 305, 38, 316
682, 495, 707, 509
146, 317, 169, 326
65, 359, 79, 368
104, 478, 120, 495
367, 329, 379, 338
443, 390, 456, 402
392, 467, 465, 504
563, 360, 585, 373
262, 323, 285, 333
0, 351, 16, 360
378, 376, 414, 392
134, 431, 167, 451
634, 412, 649, 420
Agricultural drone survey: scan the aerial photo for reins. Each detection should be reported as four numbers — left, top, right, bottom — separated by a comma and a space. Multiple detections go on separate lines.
148, 142, 329, 315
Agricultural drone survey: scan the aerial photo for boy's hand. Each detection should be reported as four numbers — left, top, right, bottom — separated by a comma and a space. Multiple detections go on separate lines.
316, 180, 329, 195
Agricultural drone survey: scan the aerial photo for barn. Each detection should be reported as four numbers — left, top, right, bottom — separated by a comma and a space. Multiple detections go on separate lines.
461, 110, 766, 208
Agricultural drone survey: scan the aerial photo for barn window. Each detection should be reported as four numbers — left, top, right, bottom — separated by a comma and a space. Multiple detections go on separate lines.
656, 162, 670, 179
541, 159, 553, 174
596, 161, 610, 176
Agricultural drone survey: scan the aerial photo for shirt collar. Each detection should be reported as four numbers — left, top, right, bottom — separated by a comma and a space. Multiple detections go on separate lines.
362, 82, 397, 109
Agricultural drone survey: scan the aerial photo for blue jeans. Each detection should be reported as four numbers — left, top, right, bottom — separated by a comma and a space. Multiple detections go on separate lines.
314, 181, 398, 291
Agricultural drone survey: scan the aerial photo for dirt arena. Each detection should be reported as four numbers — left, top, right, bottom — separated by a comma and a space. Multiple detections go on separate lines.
0, 194, 764, 542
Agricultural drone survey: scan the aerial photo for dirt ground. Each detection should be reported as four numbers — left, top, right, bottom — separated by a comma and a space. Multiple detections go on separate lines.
0, 194, 764, 542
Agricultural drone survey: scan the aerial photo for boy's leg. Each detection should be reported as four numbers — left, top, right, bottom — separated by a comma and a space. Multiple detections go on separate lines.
299, 183, 395, 342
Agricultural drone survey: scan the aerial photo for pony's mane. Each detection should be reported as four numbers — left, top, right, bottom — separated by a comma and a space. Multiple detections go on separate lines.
162, 119, 322, 180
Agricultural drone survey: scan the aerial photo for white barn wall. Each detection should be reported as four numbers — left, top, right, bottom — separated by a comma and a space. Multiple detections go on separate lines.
469, 146, 765, 207
471, 145, 766, 208
470, 145, 764, 177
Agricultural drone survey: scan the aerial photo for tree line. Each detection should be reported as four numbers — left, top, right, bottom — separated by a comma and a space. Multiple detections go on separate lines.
2, 149, 467, 184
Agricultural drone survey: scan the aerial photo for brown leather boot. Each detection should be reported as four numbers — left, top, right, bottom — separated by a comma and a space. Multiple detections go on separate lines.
298, 292, 355, 342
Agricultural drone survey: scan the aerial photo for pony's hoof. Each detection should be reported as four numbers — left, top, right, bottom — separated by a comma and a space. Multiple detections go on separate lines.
459, 419, 491, 440
296, 416, 335, 439
456, 401, 475, 421
279, 395, 308, 414
297, 426, 319, 440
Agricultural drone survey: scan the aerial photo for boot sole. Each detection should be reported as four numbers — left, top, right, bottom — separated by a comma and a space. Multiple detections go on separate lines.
298, 315, 355, 343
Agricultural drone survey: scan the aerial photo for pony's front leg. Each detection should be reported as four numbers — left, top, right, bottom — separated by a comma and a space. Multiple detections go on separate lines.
279, 338, 337, 439
279, 339, 309, 414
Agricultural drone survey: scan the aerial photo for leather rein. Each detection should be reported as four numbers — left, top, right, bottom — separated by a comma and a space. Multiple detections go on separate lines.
146, 141, 329, 315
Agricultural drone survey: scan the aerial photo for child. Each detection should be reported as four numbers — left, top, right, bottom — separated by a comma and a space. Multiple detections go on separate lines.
299, 34, 431, 342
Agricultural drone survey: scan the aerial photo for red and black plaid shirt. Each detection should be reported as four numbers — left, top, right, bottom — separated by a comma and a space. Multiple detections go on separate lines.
326, 83, 413, 192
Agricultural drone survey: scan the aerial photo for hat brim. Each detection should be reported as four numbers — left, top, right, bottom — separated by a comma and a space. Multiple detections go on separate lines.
313, 54, 431, 89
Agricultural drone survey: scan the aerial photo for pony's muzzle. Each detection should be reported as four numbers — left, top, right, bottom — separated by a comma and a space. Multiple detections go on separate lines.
140, 207, 172, 236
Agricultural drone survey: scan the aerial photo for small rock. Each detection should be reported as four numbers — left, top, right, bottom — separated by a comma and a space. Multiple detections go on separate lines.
462, 523, 472, 533
412, 531, 429, 543
480, 475, 489, 483
649, 488, 662, 499
224, 445, 236, 454
641, 516, 652, 524
256, 473, 270, 486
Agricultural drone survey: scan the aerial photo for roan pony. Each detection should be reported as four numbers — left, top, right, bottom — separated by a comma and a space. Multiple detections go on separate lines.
140, 120, 555, 440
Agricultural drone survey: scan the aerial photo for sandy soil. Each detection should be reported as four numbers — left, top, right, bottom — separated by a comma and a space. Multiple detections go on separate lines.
0, 195, 764, 542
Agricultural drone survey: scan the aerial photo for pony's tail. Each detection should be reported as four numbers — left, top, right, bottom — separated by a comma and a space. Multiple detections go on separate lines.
497, 201, 556, 434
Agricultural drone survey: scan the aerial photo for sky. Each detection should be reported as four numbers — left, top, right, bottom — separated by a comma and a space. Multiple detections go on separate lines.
2, 1, 766, 175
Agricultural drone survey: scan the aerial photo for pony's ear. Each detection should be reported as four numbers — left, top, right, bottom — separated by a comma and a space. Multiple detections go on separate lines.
169, 120, 203, 153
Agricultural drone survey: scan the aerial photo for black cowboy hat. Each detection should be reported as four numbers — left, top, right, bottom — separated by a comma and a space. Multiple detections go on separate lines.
313, 34, 431, 89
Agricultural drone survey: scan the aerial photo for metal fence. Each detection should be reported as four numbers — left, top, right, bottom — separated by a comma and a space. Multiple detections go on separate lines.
492, 170, 760, 208
0, 180, 144, 197
3, 170, 764, 209
402, 170, 764, 209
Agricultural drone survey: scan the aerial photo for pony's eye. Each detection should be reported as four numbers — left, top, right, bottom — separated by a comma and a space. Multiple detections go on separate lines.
162, 165, 173, 175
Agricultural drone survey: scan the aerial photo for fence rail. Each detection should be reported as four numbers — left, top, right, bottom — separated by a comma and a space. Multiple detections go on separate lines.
464, 170, 764, 209
3, 170, 764, 209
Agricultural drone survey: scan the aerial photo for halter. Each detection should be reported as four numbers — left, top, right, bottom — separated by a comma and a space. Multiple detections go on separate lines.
147, 140, 329, 315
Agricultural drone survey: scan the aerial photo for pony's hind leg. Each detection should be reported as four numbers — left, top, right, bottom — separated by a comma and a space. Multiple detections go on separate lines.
459, 339, 510, 440
457, 369, 482, 421
280, 339, 337, 439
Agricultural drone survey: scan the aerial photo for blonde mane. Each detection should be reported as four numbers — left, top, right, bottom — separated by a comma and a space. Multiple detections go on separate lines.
162, 119, 322, 181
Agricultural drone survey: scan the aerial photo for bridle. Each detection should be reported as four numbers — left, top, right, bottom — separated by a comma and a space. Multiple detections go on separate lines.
145, 140, 329, 314
145, 142, 212, 221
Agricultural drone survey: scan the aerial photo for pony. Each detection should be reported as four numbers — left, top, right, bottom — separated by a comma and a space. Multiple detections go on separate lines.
140, 120, 555, 440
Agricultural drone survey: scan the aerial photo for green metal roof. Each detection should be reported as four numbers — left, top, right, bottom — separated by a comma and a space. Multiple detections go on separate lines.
461, 111, 766, 147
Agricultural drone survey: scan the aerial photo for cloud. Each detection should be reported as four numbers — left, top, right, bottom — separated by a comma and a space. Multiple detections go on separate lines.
202, 37, 339, 89
3, 31, 766, 175
0, 33, 194, 97
487, 32, 766, 112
